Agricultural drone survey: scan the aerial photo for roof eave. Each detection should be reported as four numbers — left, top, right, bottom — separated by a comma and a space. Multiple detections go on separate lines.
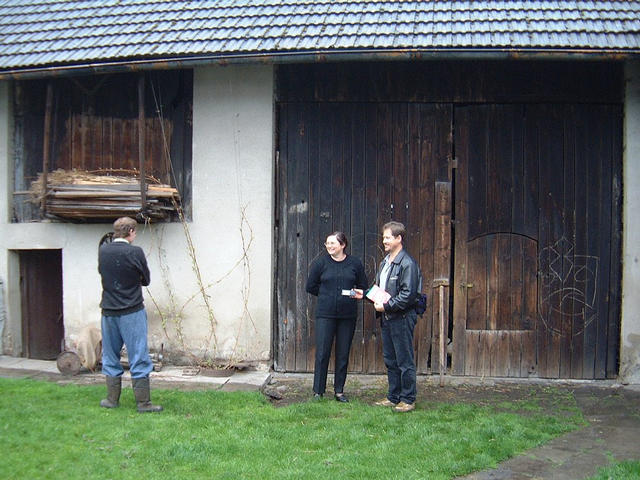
0, 48, 637, 81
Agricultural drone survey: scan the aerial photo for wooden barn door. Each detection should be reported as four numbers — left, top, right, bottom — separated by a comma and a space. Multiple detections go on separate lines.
20, 249, 64, 360
453, 105, 537, 377
453, 104, 621, 379
275, 102, 452, 373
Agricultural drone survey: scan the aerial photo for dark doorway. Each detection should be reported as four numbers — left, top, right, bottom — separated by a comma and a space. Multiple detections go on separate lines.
20, 249, 64, 359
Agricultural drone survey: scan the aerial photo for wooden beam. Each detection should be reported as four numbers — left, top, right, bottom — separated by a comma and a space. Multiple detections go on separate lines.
41, 82, 53, 214
138, 75, 147, 213
433, 278, 450, 386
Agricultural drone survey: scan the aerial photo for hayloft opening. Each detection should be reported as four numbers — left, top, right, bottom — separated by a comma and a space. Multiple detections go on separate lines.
12, 70, 193, 223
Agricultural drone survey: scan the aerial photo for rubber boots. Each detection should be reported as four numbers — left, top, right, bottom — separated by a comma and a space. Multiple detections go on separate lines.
132, 376, 163, 413
100, 375, 121, 408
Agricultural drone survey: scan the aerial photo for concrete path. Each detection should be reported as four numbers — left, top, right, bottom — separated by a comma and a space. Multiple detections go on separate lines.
0, 355, 271, 391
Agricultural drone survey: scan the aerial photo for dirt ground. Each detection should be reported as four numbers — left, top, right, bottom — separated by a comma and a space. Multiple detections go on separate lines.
4, 362, 639, 421
262, 372, 640, 419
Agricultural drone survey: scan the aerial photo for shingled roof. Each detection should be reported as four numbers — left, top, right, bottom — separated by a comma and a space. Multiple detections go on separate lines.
1, 0, 639, 77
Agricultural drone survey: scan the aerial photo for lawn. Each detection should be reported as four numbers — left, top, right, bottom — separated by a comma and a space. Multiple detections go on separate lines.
588, 460, 640, 480
0, 378, 585, 480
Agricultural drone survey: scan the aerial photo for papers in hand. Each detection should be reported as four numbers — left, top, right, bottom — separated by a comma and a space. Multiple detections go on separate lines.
366, 285, 391, 304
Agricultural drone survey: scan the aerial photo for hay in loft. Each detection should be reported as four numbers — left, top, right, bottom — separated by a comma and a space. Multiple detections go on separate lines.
29, 169, 181, 221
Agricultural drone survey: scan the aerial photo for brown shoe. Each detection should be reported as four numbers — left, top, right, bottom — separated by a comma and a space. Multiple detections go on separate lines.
394, 401, 415, 412
374, 398, 396, 407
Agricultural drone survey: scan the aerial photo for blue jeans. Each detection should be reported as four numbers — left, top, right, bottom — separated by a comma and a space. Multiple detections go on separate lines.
101, 308, 153, 379
313, 316, 356, 395
381, 313, 417, 404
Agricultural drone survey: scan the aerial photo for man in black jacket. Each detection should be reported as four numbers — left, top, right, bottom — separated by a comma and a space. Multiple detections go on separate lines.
98, 217, 162, 413
373, 221, 420, 412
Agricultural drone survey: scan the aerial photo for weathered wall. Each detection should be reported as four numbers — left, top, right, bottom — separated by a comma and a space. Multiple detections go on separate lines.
0, 81, 9, 354
0, 65, 274, 366
621, 60, 640, 384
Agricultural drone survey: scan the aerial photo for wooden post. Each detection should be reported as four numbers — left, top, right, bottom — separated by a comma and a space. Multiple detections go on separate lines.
137, 75, 147, 213
41, 82, 53, 215
432, 181, 452, 377
433, 278, 449, 386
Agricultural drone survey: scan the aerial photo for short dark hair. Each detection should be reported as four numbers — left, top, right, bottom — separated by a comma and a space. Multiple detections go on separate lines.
382, 221, 406, 242
113, 217, 137, 239
329, 231, 348, 249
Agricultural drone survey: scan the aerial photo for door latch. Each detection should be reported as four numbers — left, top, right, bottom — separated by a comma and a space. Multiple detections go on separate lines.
460, 282, 474, 289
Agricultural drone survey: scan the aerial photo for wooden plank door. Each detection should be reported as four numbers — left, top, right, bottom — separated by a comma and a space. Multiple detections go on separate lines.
275, 102, 452, 373
453, 104, 622, 379
453, 105, 538, 377
20, 249, 64, 359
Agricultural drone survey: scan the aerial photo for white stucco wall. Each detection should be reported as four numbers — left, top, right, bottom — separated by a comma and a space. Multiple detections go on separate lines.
0, 65, 274, 365
621, 59, 640, 384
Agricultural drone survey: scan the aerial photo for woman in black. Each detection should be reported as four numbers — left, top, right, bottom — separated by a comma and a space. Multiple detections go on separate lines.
305, 231, 368, 402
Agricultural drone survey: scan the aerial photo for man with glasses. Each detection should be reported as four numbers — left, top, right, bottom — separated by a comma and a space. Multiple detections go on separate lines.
372, 221, 421, 412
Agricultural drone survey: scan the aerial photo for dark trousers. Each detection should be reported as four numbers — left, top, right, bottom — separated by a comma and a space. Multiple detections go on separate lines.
313, 316, 356, 395
381, 313, 417, 404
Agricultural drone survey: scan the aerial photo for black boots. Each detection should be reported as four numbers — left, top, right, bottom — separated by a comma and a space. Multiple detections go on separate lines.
100, 375, 162, 413
100, 375, 121, 408
132, 376, 163, 413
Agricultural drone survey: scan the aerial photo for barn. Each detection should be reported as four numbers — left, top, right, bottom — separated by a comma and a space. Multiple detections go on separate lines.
0, 1, 639, 382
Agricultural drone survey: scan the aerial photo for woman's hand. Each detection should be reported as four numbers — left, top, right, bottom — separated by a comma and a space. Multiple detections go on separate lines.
353, 288, 364, 299
374, 301, 385, 312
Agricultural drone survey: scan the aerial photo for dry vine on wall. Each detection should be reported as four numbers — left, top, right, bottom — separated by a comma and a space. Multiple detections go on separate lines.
145, 204, 257, 368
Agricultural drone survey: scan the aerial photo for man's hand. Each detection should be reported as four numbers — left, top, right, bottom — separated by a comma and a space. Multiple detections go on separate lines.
353, 288, 364, 299
374, 301, 385, 312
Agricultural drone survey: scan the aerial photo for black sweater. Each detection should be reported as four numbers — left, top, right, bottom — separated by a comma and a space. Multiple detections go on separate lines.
98, 240, 151, 316
306, 254, 368, 319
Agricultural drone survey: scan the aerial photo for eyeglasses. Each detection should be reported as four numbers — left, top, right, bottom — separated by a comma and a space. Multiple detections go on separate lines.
324, 242, 340, 247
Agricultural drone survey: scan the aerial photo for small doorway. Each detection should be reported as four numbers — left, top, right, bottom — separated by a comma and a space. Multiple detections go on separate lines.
19, 249, 64, 359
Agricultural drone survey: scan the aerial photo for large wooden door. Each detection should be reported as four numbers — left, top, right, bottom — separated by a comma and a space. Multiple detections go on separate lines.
277, 100, 621, 379
275, 102, 452, 373
453, 104, 622, 379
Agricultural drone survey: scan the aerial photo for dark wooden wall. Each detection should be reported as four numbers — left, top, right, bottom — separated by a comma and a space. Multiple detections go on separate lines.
275, 60, 623, 379
277, 61, 622, 104
12, 70, 193, 222
275, 102, 452, 374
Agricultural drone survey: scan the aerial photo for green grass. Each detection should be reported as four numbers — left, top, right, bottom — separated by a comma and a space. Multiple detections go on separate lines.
0, 378, 585, 480
588, 460, 640, 480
